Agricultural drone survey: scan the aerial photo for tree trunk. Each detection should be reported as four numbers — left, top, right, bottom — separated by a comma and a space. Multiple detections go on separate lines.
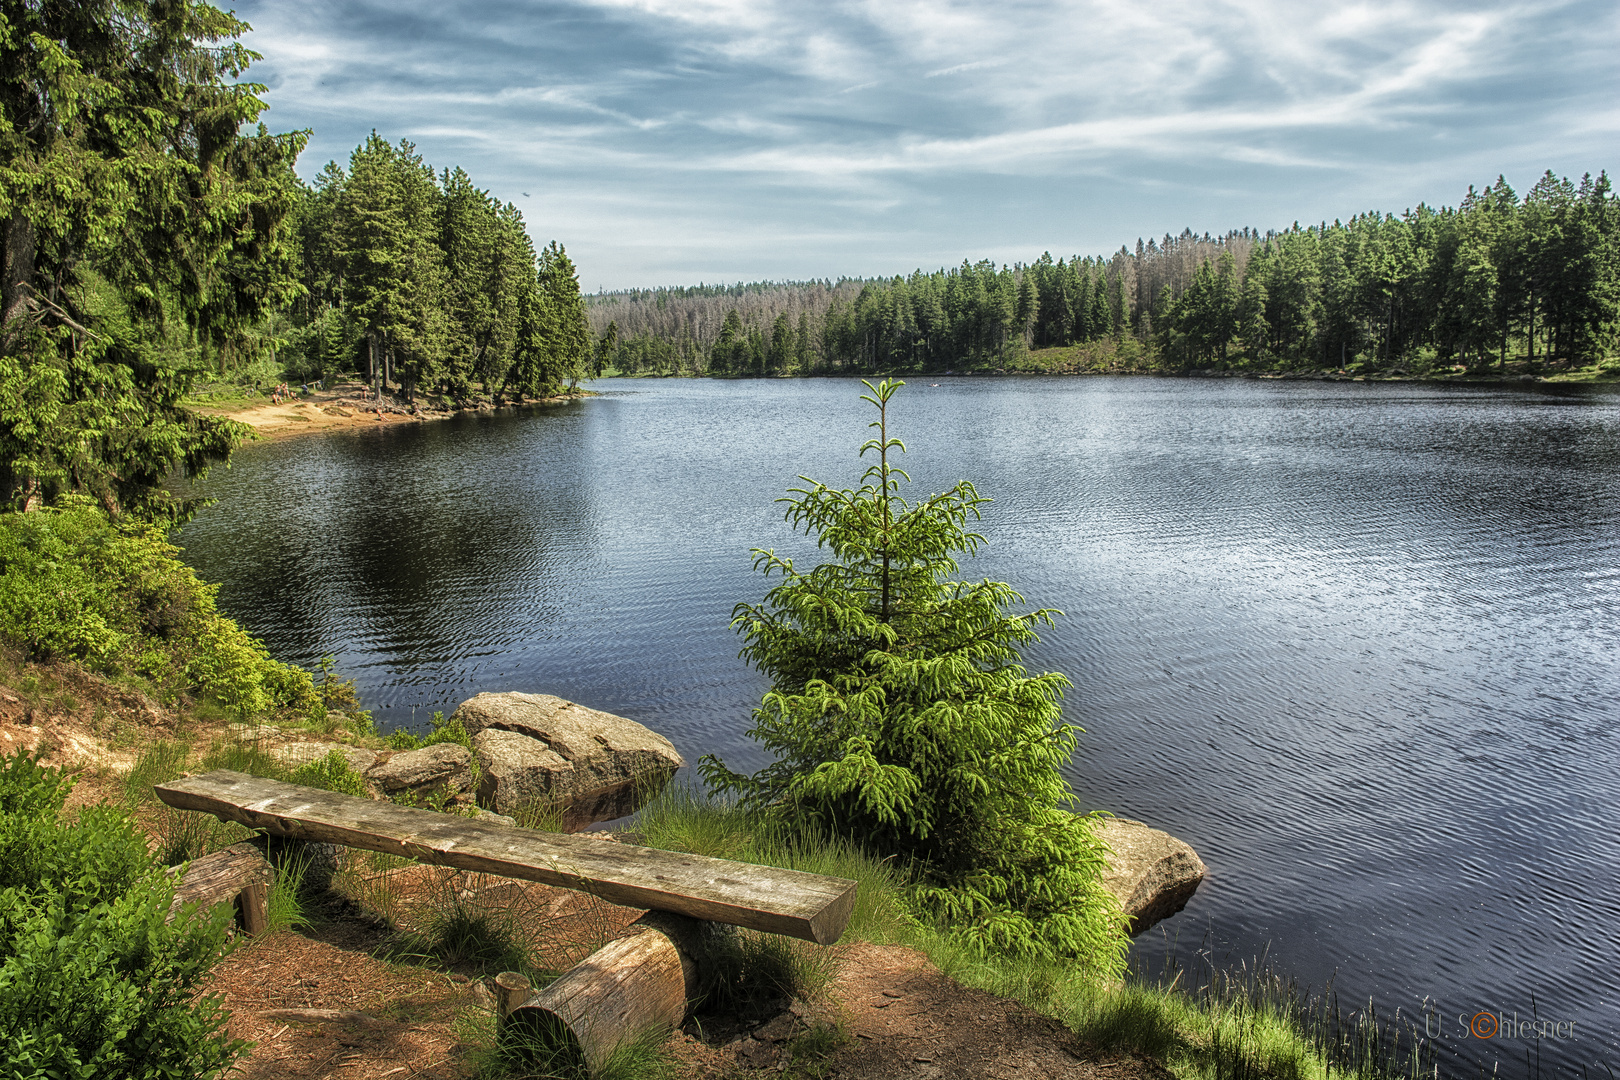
2, 213, 37, 332
1527, 287, 1536, 368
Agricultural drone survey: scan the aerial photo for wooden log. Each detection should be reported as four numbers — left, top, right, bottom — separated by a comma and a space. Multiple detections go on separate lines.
508, 913, 702, 1072
166, 842, 273, 935
154, 771, 856, 944
240, 880, 269, 936
494, 971, 533, 1032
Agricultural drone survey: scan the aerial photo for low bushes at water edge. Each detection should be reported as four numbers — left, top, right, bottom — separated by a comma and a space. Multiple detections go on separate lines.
0, 501, 328, 723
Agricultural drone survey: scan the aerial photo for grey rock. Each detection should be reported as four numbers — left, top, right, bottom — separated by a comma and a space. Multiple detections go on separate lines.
456, 692, 684, 827
454, 692, 685, 787
365, 743, 473, 800
473, 728, 573, 816
1096, 816, 1207, 937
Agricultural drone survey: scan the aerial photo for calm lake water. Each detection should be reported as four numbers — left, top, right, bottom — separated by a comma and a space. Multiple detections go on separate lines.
175, 376, 1620, 1075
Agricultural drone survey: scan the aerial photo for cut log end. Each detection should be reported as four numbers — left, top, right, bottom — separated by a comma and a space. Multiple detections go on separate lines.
508, 915, 697, 1072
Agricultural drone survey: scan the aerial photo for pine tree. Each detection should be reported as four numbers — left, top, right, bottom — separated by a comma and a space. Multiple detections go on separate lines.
337, 134, 448, 397
705, 380, 1129, 966
538, 241, 590, 390
0, 0, 305, 518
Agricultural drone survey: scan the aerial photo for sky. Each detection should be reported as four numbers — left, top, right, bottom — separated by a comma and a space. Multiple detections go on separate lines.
236, 0, 1620, 292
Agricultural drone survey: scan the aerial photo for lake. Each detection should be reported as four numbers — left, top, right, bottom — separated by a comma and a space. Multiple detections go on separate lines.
174, 376, 1620, 1075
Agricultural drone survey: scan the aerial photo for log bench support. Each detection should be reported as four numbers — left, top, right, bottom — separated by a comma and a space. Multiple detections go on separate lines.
503, 912, 702, 1072
167, 841, 273, 936
154, 771, 858, 1065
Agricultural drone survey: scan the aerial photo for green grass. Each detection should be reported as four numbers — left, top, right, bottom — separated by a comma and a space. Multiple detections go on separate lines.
289, 749, 369, 796
123, 739, 191, 805
264, 850, 313, 934
509, 797, 567, 832
463, 1011, 679, 1080
382, 868, 538, 979
630, 785, 1430, 1080
199, 734, 290, 780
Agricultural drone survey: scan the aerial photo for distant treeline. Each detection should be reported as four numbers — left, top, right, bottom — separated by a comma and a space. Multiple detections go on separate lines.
588, 170, 1620, 377
280, 134, 592, 400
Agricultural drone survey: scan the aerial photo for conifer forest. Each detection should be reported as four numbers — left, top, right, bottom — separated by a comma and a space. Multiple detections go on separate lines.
590, 174, 1620, 379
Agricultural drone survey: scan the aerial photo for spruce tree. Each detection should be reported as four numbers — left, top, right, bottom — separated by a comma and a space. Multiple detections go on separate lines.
705, 380, 1128, 967
0, 0, 304, 518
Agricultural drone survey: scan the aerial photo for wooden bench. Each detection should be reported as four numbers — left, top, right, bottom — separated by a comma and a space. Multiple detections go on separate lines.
155, 770, 859, 1070
155, 770, 855, 944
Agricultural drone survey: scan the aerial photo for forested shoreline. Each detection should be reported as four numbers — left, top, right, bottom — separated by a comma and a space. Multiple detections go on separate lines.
0, 10, 591, 519
589, 172, 1620, 380
276, 136, 593, 404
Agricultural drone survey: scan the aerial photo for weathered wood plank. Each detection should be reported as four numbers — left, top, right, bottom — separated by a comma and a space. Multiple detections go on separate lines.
166, 841, 273, 934
154, 770, 857, 945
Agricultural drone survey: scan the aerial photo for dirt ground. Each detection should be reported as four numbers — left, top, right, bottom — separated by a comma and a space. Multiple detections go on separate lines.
204, 923, 1174, 1080
198, 382, 583, 441
673, 941, 1173, 1080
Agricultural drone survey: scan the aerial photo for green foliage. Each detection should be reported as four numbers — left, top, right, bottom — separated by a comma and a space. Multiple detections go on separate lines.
0, 749, 245, 1079
703, 381, 1127, 969
635, 783, 915, 947
122, 739, 191, 806
470, 1019, 677, 1080
200, 735, 290, 780
264, 852, 313, 934
388, 709, 473, 752
0, 504, 320, 716
289, 749, 370, 797
595, 168, 1620, 376
0, 0, 307, 519
386, 869, 532, 976
284, 139, 589, 402
635, 786, 1419, 1080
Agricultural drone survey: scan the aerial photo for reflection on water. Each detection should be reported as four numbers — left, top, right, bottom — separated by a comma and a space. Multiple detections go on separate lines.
175, 377, 1620, 1076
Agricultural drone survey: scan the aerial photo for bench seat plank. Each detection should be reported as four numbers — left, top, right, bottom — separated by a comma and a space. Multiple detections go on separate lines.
154, 770, 856, 945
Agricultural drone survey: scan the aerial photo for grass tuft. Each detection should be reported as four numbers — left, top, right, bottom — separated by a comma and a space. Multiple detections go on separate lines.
199, 735, 289, 780
264, 849, 313, 934
509, 797, 566, 832
123, 739, 190, 805
465, 1015, 676, 1080
384, 869, 536, 977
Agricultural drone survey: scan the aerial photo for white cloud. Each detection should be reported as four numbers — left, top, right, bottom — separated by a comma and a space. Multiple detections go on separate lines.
236, 0, 1620, 286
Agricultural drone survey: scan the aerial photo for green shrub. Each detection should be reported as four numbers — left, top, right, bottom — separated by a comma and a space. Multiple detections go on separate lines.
388, 709, 472, 752
290, 749, 370, 797
702, 380, 1128, 971
0, 749, 244, 1078
0, 503, 320, 719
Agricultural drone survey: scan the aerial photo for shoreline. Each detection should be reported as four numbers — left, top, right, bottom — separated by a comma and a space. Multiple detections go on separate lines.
194, 381, 591, 441
602, 366, 1619, 387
